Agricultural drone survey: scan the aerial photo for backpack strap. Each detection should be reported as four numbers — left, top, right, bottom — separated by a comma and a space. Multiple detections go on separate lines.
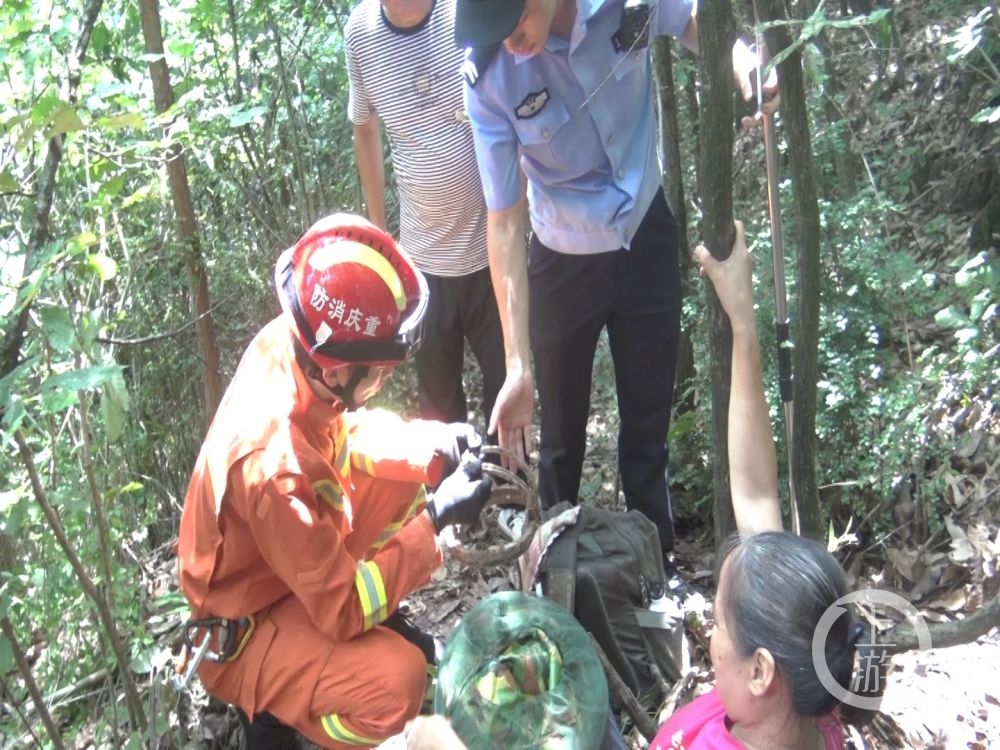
541, 502, 581, 612
545, 522, 580, 612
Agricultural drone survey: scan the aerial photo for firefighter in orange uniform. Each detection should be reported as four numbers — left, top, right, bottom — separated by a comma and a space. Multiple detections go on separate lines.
177, 214, 494, 749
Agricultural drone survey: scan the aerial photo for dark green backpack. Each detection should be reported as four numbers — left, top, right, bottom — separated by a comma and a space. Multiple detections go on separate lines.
535, 503, 684, 710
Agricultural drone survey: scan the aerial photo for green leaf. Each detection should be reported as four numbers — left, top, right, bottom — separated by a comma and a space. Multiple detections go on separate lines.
40, 307, 75, 352
101, 389, 127, 441
668, 410, 697, 440
86, 253, 118, 281
955, 253, 988, 288
121, 183, 156, 209
42, 363, 122, 396
168, 39, 196, 59
934, 305, 967, 328
0, 400, 26, 446
955, 327, 979, 344
94, 112, 145, 131
799, 2, 828, 41
828, 8, 891, 29
131, 648, 152, 674
12, 120, 41, 153
40, 386, 80, 412
31, 96, 63, 124
0, 638, 13, 675
101, 367, 130, 442
113, 481, 144, 496
44, 103, 84, 138
51, 487, 89, 514
971, 104, 1000, 125
98, 174, 126, 200
226, 103, 269, 128
0, 358, 36, 439
90, 22, 110, 55
0, 171, 16, 192
67, 231, 99, 255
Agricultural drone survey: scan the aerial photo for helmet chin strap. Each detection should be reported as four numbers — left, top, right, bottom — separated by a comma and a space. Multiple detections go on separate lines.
327, 365, 370, 411
292, 337, 371, 411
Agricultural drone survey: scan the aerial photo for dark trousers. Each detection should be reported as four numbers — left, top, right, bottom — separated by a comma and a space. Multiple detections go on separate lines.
528, 190, 681, 551
416, 266, 505, 440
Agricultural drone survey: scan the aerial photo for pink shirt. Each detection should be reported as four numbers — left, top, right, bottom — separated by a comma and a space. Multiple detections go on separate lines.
652, 688, 845, 750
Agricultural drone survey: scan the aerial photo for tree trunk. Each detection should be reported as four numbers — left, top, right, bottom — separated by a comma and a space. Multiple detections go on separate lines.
139, 0, 223, 422
756, 0, 823, 537
697, 0, 738, 546
652, 38, 696, 416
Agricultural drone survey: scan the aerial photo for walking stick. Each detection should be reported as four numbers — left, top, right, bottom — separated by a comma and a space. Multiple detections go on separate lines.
753, 21, 800, 535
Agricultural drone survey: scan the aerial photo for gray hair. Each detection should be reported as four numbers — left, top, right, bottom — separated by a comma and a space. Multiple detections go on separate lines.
719, 531, 865, 719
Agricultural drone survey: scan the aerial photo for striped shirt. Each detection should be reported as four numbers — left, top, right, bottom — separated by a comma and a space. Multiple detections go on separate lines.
345, 0, 488, 277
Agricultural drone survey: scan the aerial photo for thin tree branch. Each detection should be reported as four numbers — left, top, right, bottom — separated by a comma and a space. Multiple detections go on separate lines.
588, 634, 658, 742
12, 430, 147, 731
95, 290, 239, 346
885, 596, 1000, 655
0, 618, 66, 750
77, 393, 118, 615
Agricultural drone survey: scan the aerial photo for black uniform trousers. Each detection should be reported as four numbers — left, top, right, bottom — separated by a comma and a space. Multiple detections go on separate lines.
528, 189, 681, 552
415, 266, 505, 440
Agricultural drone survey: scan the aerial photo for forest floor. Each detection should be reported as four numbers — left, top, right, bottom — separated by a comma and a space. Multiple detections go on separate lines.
135, 3, 999, 749
162, 321, 998, 750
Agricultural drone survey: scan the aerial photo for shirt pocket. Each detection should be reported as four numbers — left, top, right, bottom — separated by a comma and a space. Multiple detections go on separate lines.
613, 50, 643, 81
512, 90, 571, 170
612, 50, 646, 104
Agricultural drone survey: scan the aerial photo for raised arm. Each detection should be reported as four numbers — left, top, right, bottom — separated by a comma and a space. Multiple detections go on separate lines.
694, 222, 782, 533
352, 117, 387, 231
665, 6, 780, 119
486, 194, 533, 464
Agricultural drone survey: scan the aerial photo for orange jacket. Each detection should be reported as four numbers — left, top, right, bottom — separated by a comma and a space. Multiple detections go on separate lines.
178, 317, 450, 642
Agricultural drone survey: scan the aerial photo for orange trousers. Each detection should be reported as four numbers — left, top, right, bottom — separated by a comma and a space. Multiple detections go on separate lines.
199, 473, 430, 748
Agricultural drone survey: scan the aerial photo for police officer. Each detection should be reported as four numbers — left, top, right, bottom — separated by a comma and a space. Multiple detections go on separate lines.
456, 0, 777, 557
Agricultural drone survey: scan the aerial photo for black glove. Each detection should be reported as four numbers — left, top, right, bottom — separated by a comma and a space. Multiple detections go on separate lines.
426, 456, 493, 533
435, 422, 483, 480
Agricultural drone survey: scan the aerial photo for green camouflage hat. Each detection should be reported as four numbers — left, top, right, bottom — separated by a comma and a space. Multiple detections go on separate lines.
435, 591, 608, 750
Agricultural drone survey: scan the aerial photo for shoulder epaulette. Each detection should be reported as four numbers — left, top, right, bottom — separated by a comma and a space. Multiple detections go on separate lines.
462, 43, 501, 88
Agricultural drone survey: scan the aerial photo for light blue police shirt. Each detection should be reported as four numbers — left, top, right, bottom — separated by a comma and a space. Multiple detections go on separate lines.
464, 0, 694, 254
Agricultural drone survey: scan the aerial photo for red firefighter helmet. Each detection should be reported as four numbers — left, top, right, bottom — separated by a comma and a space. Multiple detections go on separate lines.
275, 214, 427, 370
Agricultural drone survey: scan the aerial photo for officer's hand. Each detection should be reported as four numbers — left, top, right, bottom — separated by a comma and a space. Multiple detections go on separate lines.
733, 38, 780, 129
425, 455, 493, 533
435, 422, 483, 479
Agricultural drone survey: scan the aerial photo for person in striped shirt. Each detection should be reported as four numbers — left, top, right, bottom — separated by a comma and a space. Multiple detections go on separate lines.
346, 0, 505, 440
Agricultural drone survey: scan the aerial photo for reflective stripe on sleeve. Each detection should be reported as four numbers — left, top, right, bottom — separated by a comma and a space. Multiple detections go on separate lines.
353, 560, 387, 631
312, 479, 344, 512
405, 486, 427, 518
371, 522, 403, 551
320, 713, 381, 746
350, 452, 377, 476
369, 486, 427, 551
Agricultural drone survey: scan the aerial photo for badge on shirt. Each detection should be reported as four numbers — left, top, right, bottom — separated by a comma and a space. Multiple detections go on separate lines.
516, 89, 550, 119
